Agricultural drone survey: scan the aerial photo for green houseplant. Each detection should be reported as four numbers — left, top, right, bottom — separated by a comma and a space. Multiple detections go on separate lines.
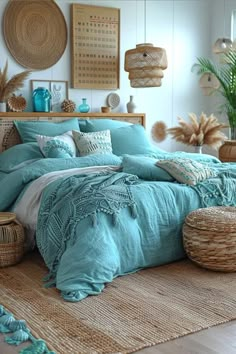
192, 50, 236, 140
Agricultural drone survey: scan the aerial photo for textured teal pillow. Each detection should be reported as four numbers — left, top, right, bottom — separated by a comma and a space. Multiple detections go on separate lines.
14, 119, 80, 143
156, 158, 217, 185
122, 155, 174, 181
111, 125, 153, 156
0, 143, 43, 173
80, 119, 132, 132
36, 131, 77, 158
73, 130, 113, 156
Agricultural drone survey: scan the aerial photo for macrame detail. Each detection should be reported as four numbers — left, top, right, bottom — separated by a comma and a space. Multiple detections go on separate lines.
36, 171, 138, 288
191, 171, 236, 207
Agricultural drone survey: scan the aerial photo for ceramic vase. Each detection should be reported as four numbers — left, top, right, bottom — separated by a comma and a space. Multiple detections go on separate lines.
126, 95, 137, 113
194, 145, 202, 154
0, 102, 7, 112
79, 98, 90, 113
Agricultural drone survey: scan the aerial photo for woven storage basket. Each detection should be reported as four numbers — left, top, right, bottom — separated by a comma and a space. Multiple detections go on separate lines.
0, 220, 25, 267
183, 206, 236, 272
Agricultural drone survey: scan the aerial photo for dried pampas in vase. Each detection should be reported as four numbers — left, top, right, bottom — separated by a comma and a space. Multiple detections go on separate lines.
0, 61, 31, 103
167, 112, 227, 150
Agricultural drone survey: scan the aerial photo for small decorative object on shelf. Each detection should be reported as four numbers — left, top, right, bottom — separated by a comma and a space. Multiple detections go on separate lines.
61, 99, 76, 113
32, 87, 51, 112
0, 102, 6, 112
79, 98, 90, 113
101, 106, 111, 113
7, 94, 27, 112
126, 95, 137, 113
0, 60, 31, 111
107, 93, 120, 110
167, 112, 227, 152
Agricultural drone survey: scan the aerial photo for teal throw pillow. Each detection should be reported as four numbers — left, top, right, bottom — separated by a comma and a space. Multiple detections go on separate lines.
111, 125, 153, 156
156, 158, 217, 185
73, 130, 113, 156
0, 143, 43, 173
122, 155, 174, 181
36, 131, 77, 158
81, 119, 132, 132
14, 119, 80, 143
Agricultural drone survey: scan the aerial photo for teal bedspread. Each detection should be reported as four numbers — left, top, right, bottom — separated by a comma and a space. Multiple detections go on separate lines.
1, 152, 236, 302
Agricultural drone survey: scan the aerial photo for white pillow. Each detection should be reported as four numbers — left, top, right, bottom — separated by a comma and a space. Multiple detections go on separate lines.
156, 158, 216, 185
72, 130, 113, 156
36, 131, 77, 158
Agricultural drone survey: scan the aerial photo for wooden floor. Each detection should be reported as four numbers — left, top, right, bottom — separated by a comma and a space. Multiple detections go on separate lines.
0, 320, 236, 354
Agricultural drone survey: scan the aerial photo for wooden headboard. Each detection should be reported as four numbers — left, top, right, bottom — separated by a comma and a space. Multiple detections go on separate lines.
0, 112, 146, 152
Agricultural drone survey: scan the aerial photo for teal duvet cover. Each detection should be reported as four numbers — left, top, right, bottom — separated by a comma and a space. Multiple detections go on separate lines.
1, 152, 236, 302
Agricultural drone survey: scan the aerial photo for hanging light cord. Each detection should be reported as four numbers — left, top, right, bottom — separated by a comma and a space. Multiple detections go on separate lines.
144, 0, 146, 43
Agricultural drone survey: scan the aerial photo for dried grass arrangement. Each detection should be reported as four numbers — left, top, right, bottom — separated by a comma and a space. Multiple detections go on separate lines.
167, 112, 227, 149
0, 61, 31, 102
151, 121, 167, 142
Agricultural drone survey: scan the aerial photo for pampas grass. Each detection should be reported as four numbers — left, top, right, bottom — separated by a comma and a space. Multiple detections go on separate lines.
167, 112, 227, 149
0, 61, 31, 102
151, 121, 167, 142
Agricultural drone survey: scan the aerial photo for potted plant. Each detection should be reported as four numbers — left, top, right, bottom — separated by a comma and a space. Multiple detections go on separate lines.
192, 50, 236, 140
0, 61, 31, 112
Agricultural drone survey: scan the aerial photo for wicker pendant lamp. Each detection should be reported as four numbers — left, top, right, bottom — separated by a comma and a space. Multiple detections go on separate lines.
199, 73, 220, 96
124, 0, 167, 88
125, 44, 167, 87
213, 0, 232, 54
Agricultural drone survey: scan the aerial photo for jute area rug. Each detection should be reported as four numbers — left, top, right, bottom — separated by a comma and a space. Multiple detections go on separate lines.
1, 251, 236, 354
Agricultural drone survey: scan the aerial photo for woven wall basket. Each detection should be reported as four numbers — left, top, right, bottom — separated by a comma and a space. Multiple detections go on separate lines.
3, 0, 67, 70
183, 206, 236, 272
0, 220, 25, 268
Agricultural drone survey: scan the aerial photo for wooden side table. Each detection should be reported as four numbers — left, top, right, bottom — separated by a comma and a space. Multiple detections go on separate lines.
219, 140, 236, 162
0, 212, 25, 267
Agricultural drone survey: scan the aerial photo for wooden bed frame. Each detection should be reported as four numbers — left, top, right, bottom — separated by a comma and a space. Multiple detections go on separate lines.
0, 112, 146, 152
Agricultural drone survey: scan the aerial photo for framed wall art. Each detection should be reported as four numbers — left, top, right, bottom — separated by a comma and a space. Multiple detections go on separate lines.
71, 3, 120, 90
31, 80, 69, 112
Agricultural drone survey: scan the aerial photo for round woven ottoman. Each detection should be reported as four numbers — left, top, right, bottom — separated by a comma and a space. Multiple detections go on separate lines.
183, 206, 236, 272
0, 213, 25, 267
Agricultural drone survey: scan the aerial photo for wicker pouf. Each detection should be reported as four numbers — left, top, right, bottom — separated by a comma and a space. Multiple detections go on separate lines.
0, 216, 25, 267
183, 206, 236, 272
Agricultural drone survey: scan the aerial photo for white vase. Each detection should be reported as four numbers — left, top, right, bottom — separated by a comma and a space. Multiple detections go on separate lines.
0, 102, 6, 112
126, 95, 137, 113
194, 145, 202, 154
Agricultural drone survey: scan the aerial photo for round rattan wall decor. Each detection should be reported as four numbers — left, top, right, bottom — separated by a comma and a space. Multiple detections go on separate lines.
3, 0, 67, 70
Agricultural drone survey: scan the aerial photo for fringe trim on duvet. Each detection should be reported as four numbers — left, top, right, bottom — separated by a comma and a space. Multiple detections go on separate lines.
0, 305, 56, 353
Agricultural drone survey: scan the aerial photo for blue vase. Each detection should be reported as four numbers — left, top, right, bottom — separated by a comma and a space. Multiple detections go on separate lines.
79, 98, 90, 113
33, 87, 51, 112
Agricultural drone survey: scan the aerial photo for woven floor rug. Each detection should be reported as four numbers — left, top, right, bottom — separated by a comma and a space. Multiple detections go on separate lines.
1, 251, 236, 354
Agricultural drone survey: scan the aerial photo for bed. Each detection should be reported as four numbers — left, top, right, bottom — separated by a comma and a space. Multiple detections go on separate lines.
0, 113, 236, 302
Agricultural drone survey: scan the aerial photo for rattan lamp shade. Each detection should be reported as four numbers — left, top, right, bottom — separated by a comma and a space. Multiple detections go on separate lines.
213, 38, 233, 54
124, 43, 167, 88
199, 73, 220, 96
3, 0, 67, 70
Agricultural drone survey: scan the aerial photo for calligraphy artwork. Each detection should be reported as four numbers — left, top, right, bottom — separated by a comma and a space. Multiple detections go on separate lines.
71, 4, 120, 90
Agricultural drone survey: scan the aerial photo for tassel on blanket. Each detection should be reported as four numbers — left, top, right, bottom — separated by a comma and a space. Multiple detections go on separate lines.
0, 314, 15, 333
0, 305, 54, 353
130, 203, 137, 219
19, 339, 56, 354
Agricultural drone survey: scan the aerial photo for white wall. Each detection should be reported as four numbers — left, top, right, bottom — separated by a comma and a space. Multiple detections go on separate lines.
1, 0, 235, 153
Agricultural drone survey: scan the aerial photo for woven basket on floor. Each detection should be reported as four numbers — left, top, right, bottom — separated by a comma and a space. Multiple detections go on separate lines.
183, 206, 236, 272
0, 219, 25, 267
